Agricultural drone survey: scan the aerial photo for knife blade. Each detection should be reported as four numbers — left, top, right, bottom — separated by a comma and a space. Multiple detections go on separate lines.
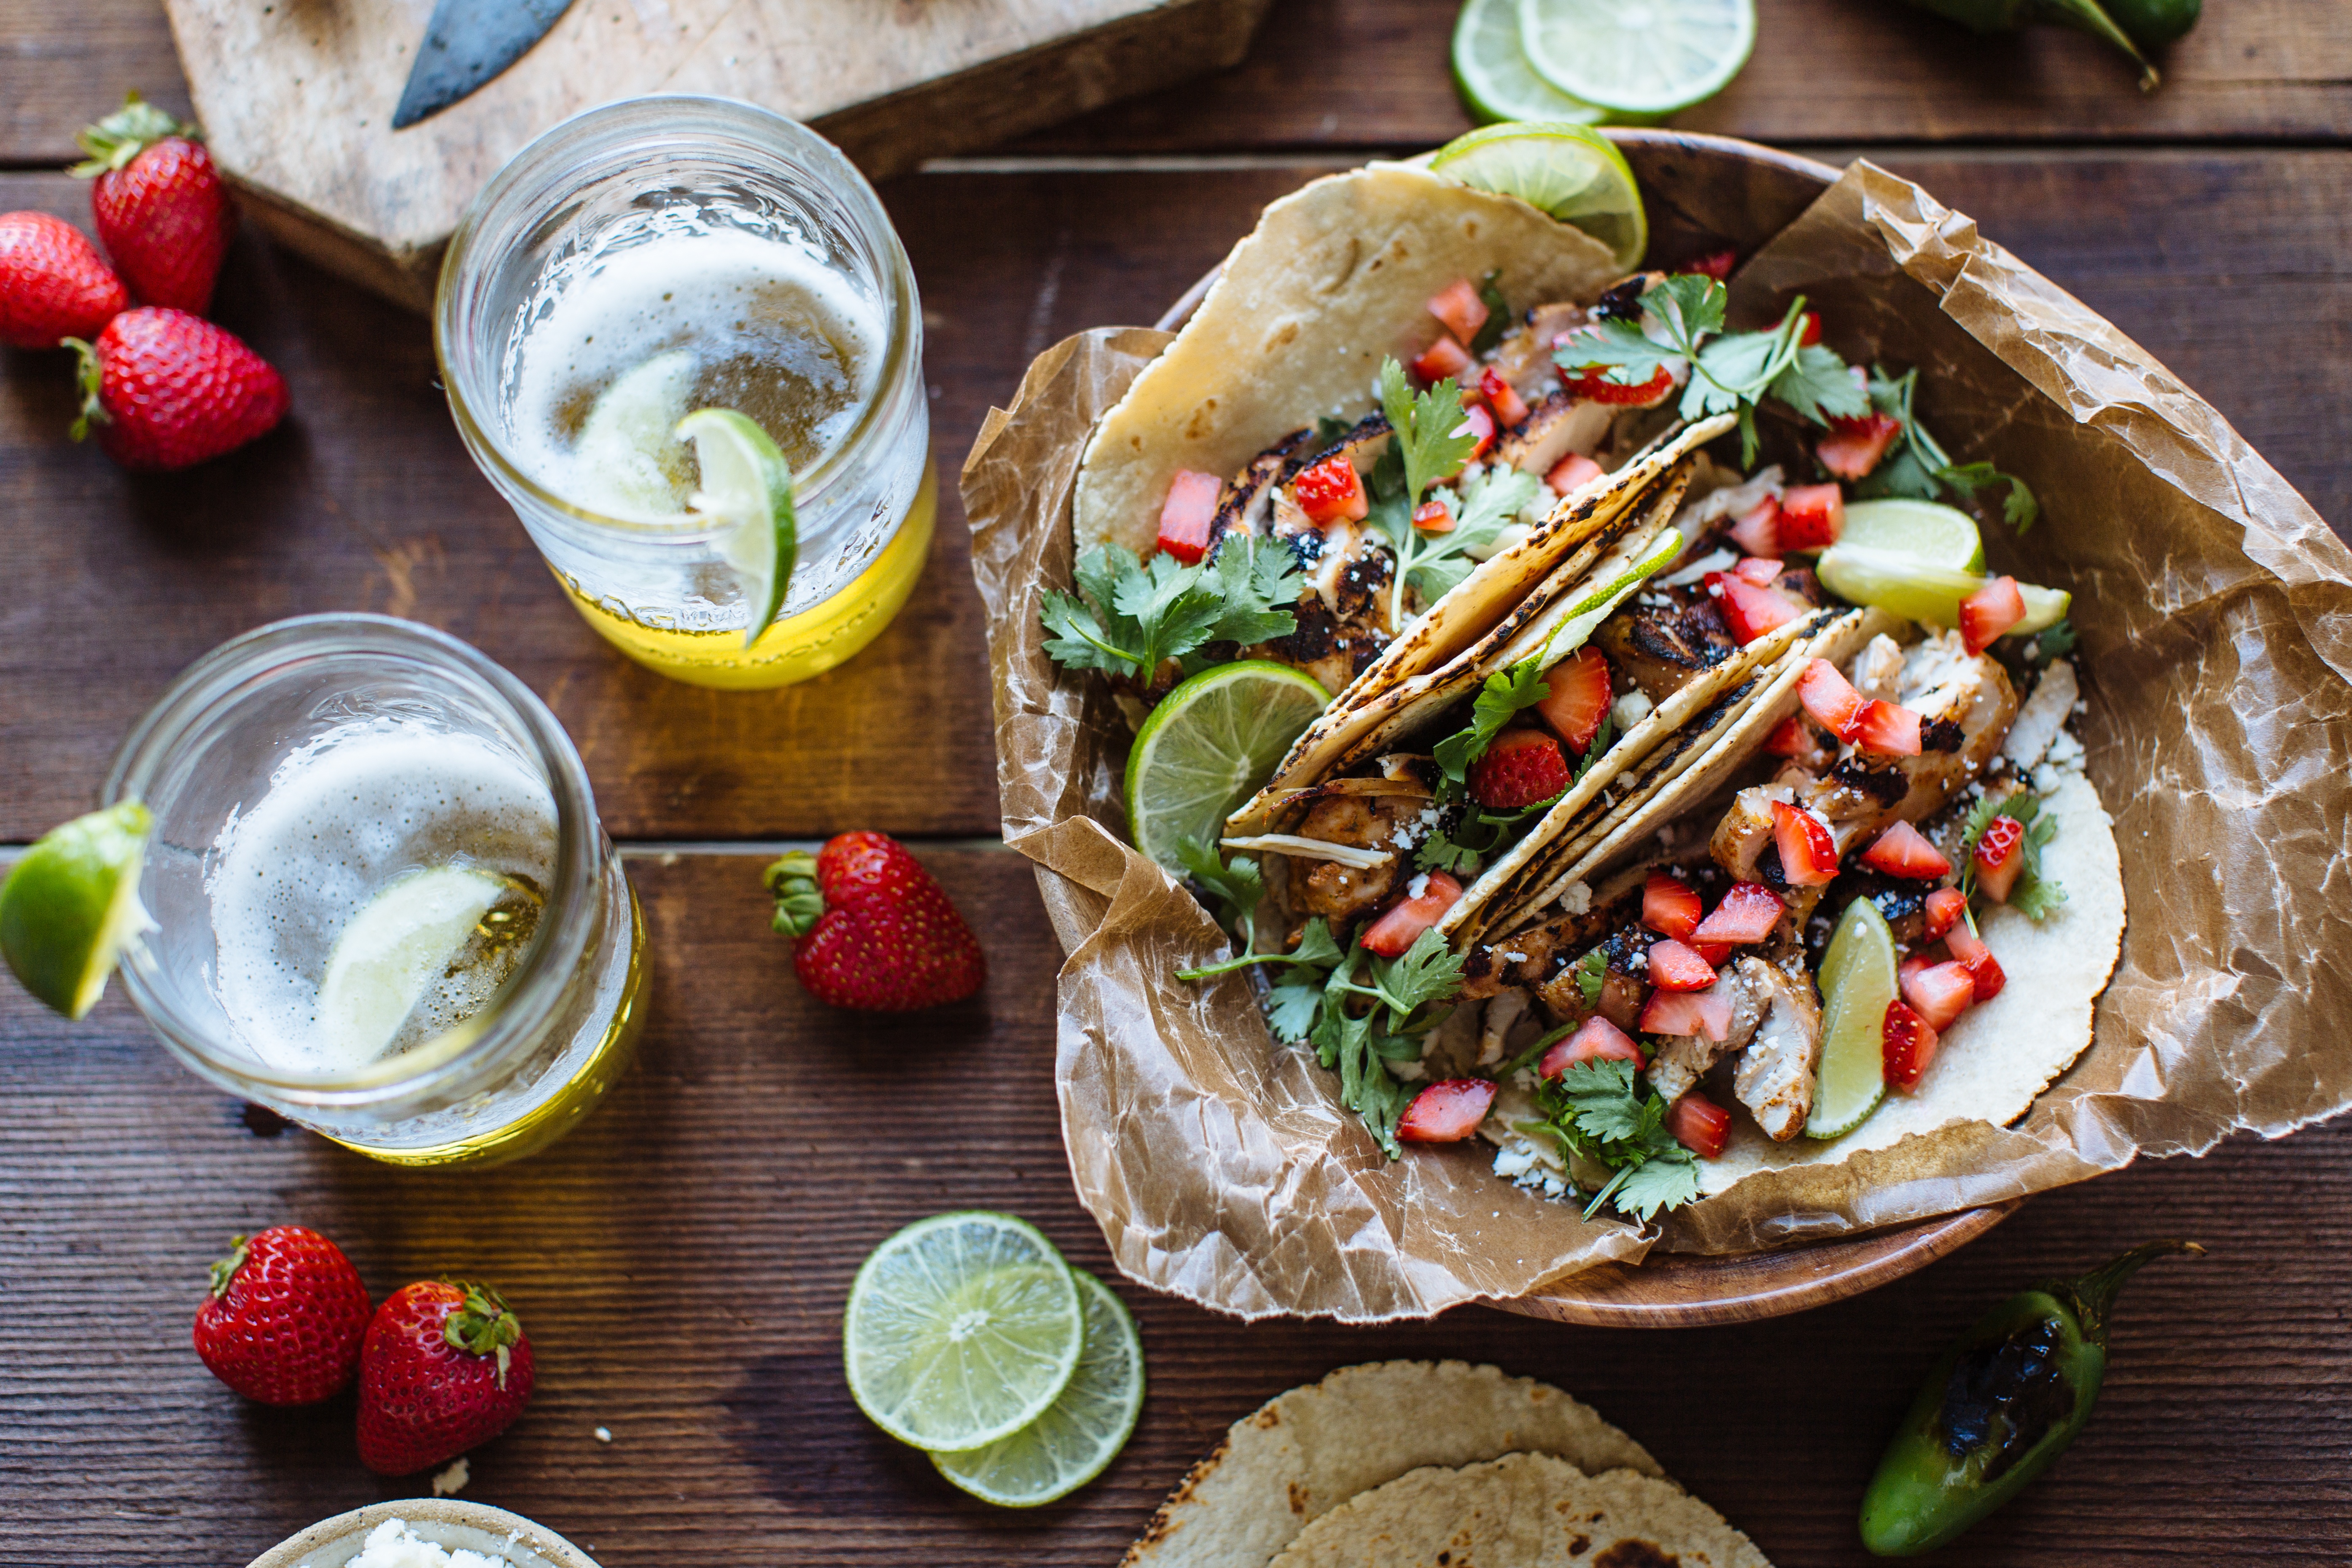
392, 0, 577, 130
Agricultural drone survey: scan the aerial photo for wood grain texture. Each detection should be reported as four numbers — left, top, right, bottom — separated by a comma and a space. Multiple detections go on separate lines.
0, 849, 2345, 1567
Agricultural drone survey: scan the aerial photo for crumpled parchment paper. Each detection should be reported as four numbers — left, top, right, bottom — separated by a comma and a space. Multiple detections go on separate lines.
961, 159, 2352, 1322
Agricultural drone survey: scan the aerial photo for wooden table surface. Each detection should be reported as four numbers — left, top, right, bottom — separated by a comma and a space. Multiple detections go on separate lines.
2, 3, 2346, 1565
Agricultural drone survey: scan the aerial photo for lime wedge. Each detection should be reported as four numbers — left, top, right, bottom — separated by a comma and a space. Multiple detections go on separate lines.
1125, 660, 1329, 871
932, 1269, 1145, 1507
1838, 499, 1986, 575
1451, 0, 1607, 126
315, 864, 508, 1062
1817, 546, 2070, 637
1429, 122, 1647, 274
575, 349, 695, 517
0, 801, 154, 1019
843, 1212, 1085, 1452
1806, 895, 1895, 1140
1517, 0, 1757, 117
678, 406, 798, 647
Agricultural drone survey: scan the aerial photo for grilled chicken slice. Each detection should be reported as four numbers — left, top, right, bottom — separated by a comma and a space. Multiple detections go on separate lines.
1208, 429, 1313, 555
1496, 390, 1614, 478
1284, 794, 1415, 929
1646, 966, 1765, 1104
1489, 302, 1592, 401
1732, 956, 1823, 1141
1592, 582, 1741, 705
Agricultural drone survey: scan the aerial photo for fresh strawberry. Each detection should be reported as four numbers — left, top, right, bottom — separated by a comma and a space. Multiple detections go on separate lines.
1477, 366, 1528, 428
1410, 498, 1453, 533
1945, 917, 2007, 1000
1973, 815, 2027, 901
1776, 483, 1845, 551
1292, 452, 1367, 527
0, 211, 127, 349
1397, 1077, 1496, 1142
1455, 402, 1496, 461
1881, 1000, 1940, 1092
192, 1226, 370, 1407
1731, 555, 1783, 587
1691, 882, 1784, 946
1640, 979, 1734, 1042
1540, 1015, 1646, 1076
1545, 452, 1604, 496
1816, 413, 1903, 480
767, 832, 987, 1009
1410, 333, 1472, 386
1851, 699, 1924, 756
1468, 727, 1569, 810
357, 1282, 533, 1477
1558, 362, 1674, 406
1362, 871, 1463, 958
1428, 278, 1489, 346
1771, 801, 1840, 886
1763, 714, 1815, 758
1707, 572, 1805, 644
73, 95, 235, 315
1901, 958, 1977, 1032
1959, 575, 2027, 654
1155, 469, 1221, 564
1797, 657, 1865, 740
1860, 820, 1952, 879
1688, 250, 1737, 282
69, 307, 285, 471
1646, 939, 1719, 992
1643, 873, 1703, 941
1667, 1090, 1731, 1158
1728, 495, 1780, 556
1923, 885, 1968, 940
1534, 646, 1611, 754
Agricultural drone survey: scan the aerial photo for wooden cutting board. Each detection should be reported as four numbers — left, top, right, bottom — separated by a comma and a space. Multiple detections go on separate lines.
160, 0, 1273, 311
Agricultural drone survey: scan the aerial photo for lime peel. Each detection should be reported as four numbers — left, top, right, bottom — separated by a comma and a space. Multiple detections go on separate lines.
1125, 661, 1330, 872
0, 801, 156, 1020
1428, 122, 1647, 274
1516, 0, 1758, 117
678, 407, 798, 648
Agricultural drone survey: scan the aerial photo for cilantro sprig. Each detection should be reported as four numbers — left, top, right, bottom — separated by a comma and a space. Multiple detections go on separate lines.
1368, 462, 1542, 627
1365, 357, 1497, 629
1176, 835, 1265, 950
1956, 791, 2067, 920
1041, 537, 1301, 682
1858, 367, 2039, 533
1526, 1058, 1701, 1221
1434, 650, 1553, 788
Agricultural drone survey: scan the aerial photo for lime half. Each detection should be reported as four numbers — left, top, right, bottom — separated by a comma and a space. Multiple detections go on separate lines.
1429, 122, 1647, 273
1125, 660, 1329, 870
678, 407, 798, 647
1451, 0, 1606, 126
1838, 499, 1986, 575
1518, 0, 1757, 117
0, 801, 155, 1019
932, 1269, 1145, 1507
843, 1212, 1085, 1452
1806, 896, 1895, 1140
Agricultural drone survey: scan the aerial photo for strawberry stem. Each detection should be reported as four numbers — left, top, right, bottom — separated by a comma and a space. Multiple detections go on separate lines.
71, 92, 199, 178
207, 1234, 250, 1298
764, 852, 824, 938
63, 338, 107, 442
442, 1281, 523, 1389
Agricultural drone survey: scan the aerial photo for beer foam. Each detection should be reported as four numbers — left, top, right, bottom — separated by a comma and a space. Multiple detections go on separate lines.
206, 723, 558, 1076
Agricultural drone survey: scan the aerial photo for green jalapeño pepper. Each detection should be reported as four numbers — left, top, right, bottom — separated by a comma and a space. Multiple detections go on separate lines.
1859, 1239, 2203, 1555
1896, 0, 2199, 89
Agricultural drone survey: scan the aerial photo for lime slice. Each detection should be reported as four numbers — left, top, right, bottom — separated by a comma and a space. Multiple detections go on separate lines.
1817, 546, 2070, 637
575, 349, 695, 517
1838, 499, 1986, 575
843, 1212, 1085, 1452
1429, 122, 1647, 274
1806, 895, 1895, 1140
315, 865, 509, 1062
0, 801, 154, 1019
1125, 660, 1329, 871
932, 1269, 1145, 1506
678, 407, 798, 647
1517, 0, 1757, 117
1451, 0, 1606, 126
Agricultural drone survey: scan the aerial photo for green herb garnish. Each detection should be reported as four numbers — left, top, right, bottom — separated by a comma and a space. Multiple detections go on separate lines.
1041, 536, 1301, 680
1956, 790, 2066, 920
1859, 367, 2039, 533
1534, 1057, 1701, 1221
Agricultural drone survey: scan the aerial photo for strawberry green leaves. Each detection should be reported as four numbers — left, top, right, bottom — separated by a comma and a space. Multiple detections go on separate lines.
1041, 538, 1301, 678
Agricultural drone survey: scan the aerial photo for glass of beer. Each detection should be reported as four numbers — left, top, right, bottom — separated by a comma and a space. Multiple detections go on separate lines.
434, 95, 933, 690
104, 614, 645, 1166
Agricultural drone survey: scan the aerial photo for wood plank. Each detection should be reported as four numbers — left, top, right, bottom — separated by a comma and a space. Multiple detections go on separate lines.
0, 0, 192, 167
0, 847, 2344, 1565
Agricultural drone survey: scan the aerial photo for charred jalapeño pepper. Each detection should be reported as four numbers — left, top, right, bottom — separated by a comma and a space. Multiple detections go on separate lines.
1858, 1239, 2202, 1555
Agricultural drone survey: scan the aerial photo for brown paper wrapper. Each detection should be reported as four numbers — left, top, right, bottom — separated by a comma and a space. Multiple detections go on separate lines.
961, 161, 2352, 1322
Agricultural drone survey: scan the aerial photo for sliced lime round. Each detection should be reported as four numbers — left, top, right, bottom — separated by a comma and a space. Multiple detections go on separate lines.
1818, 546, 2071, 637
575, 349, 696, 517
0, 801, 154, 1019
315, 865, 510, 1062
843, 1212, 1085, 1452
1429, 122, 1647, 274
1451, 0, 1606, 126
932, 1269, 1145, 1507
1806, 895, 1895, 1140
1838, 499, 1986, 575
678, 406, 798, 647
1124, 660, 1330, 871
1517, 0, 1757, 117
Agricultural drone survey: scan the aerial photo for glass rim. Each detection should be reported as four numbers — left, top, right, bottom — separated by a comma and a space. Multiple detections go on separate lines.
101, 613, 606, 1106
431, 93, 921, 548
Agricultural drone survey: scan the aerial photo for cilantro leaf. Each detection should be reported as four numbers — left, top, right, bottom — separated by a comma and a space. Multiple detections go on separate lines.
1266, 982, 1322, 1043
1365, 927, 1467, 1028
1768, 343, 1870, 425
1862, 367, 2039, 533
1176, 835, 1264, 944
1040, 539, 1300, 685
1434, 653, 1551, 787
1955, 791, 2067, 918
1377, 357, 1478, 509
1370, 465, 1541, 626
1040, 585, 1136, 672
2034, 619, 2078, 661
1937, 460, 2041, 533
1571, 947, 1607, 1007
1612, 1149, 1703, 1220
1208, 535, 1304, 645
1533, 1058, 1702, 1222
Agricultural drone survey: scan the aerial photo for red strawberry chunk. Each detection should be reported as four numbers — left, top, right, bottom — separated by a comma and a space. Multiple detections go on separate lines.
1944, 918, 2007, 1001
1731, 555, 1784, 587
1923, 885, 1968, 940
1640, 978, 1736, 1042
1960, 575, 2027, 654
1692, 882, 1784, 946
1455, 402, 1496, 461
1776, 483, 1845, 551
1668, 1090, 1732, 1158
1707, 572, 1806, 644
1771, 801, 1840, 886
1692, 940, 1734, 966
1293, 453, 1368, 526
1763, 714, 1814, 758
1642, 872, 1703, 941
1797, 310, 1823, 347
1973, 815, 2027, 901
1817, 413, 1903, 480
1882, 1000, 1940, 1092
1479, 366, 1529, 428
1362, 871, 1464, 958
1155, 468, 1222, 564
1534, 646, 1611, 755
1728, 496, 1780, 556
1468, 727, 1570, 810
1852, 699, 1924, 756
1546, 452, 1604, 495
0, 211, 128, 349
1798, 657, 1867, 741
1860, 820, 1952, 879
1647, 939, 1719, 992
1410, 333, 1472, 386
1540, 1016, 1646, 1076
1397, 1077, 1497, 1142
1902, 959, 1977, 1032
1689, 250, 1737, 282
1558, 361, 1675, 406
1428, 278, 1489, 346
1412, 498, 1453, 533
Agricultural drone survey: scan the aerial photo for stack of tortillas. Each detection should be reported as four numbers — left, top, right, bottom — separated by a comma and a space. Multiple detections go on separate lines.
1124, 1362, 1769, 1568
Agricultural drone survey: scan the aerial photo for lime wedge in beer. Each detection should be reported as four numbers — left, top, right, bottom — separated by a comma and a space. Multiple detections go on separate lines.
1429, 122, 1647, 273
1838, 498, 1987, 575
315, 864, 511, 1062
678, 407, 798, 647
931, 1269, 1146, 1507
1450, 0, 1608, 126
1516, 0, 1757, 118
574, 349, 696, 517
0, 801, 155, 1019
1124, 661, 1330, 872
1805, 896, 1896, 1140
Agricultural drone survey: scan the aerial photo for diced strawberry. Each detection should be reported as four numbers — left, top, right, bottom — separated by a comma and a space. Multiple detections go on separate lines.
1797, 657, 1867, 741
1688, 250, 1737, 282
1732, 555, 1784, 587
1944, 918, 2007, 1001
1457, 402, 1497, 460
1409, 333, 1473, 386
1540, 1016, 1646, 1077
1293, 453, 1368, 527
1763, 714, 1814, 758
1816, 413, 1903, 480
1647, 939, 1719, 992
1412, 498, 1453, 533
1851, 699, 1924, 757
1558, 363, 1675, 406
1468, 727, 1569, 810
1642, 872, 1703, 941
1546, 452, 1604, 495
1692, 882, 1784, 946
1959, 576, 2027, 655
1860, 820, 1952, 879
1361, 871, 1464, 957
1771, 801, 1840, 887
1707, 572, 1806, 644
1533, 646, 1610, 755
1667, 1090, 1732, 1158
1882, 1000, 1940, 1092
1901, 959, 1977, 1032
1640, 979, 1735, 1043
1397, 1077, 1498, 1143
1428, 278, 1489, 347
1776, 483, 1845, 551
1973, 815, 2026, 902
1479, 366, 1529, 429
1155, 468, 1222, 564
1797, 310, 1822, 347
1923, 886, 1968, 941
1692, 941, 1733, 966
1728, 496, 1780, 556
1899, 953, 1930, 992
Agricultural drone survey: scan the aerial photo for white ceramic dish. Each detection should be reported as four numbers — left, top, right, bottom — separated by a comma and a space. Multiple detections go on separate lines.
246, 1498, 600, 1568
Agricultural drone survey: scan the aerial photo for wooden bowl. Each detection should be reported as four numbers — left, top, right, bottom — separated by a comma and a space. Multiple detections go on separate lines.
246, 1498, 600, 1568
1154, 129, 2016, 1328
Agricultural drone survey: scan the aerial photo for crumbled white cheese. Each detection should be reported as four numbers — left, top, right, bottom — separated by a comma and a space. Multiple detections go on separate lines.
1390, 1058, 1429, 1082
1559, 881, 1593, 915
431, 1458, 469, 1497
345, 1518, 511, 1568
1611, 689, 1655, 729
1406, 871, 1431, 901
2045, 728, 2085, 771
1501, 951, 1529, 964
1848, 633, 1907, 705
1493, 1138, 1569, 1199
